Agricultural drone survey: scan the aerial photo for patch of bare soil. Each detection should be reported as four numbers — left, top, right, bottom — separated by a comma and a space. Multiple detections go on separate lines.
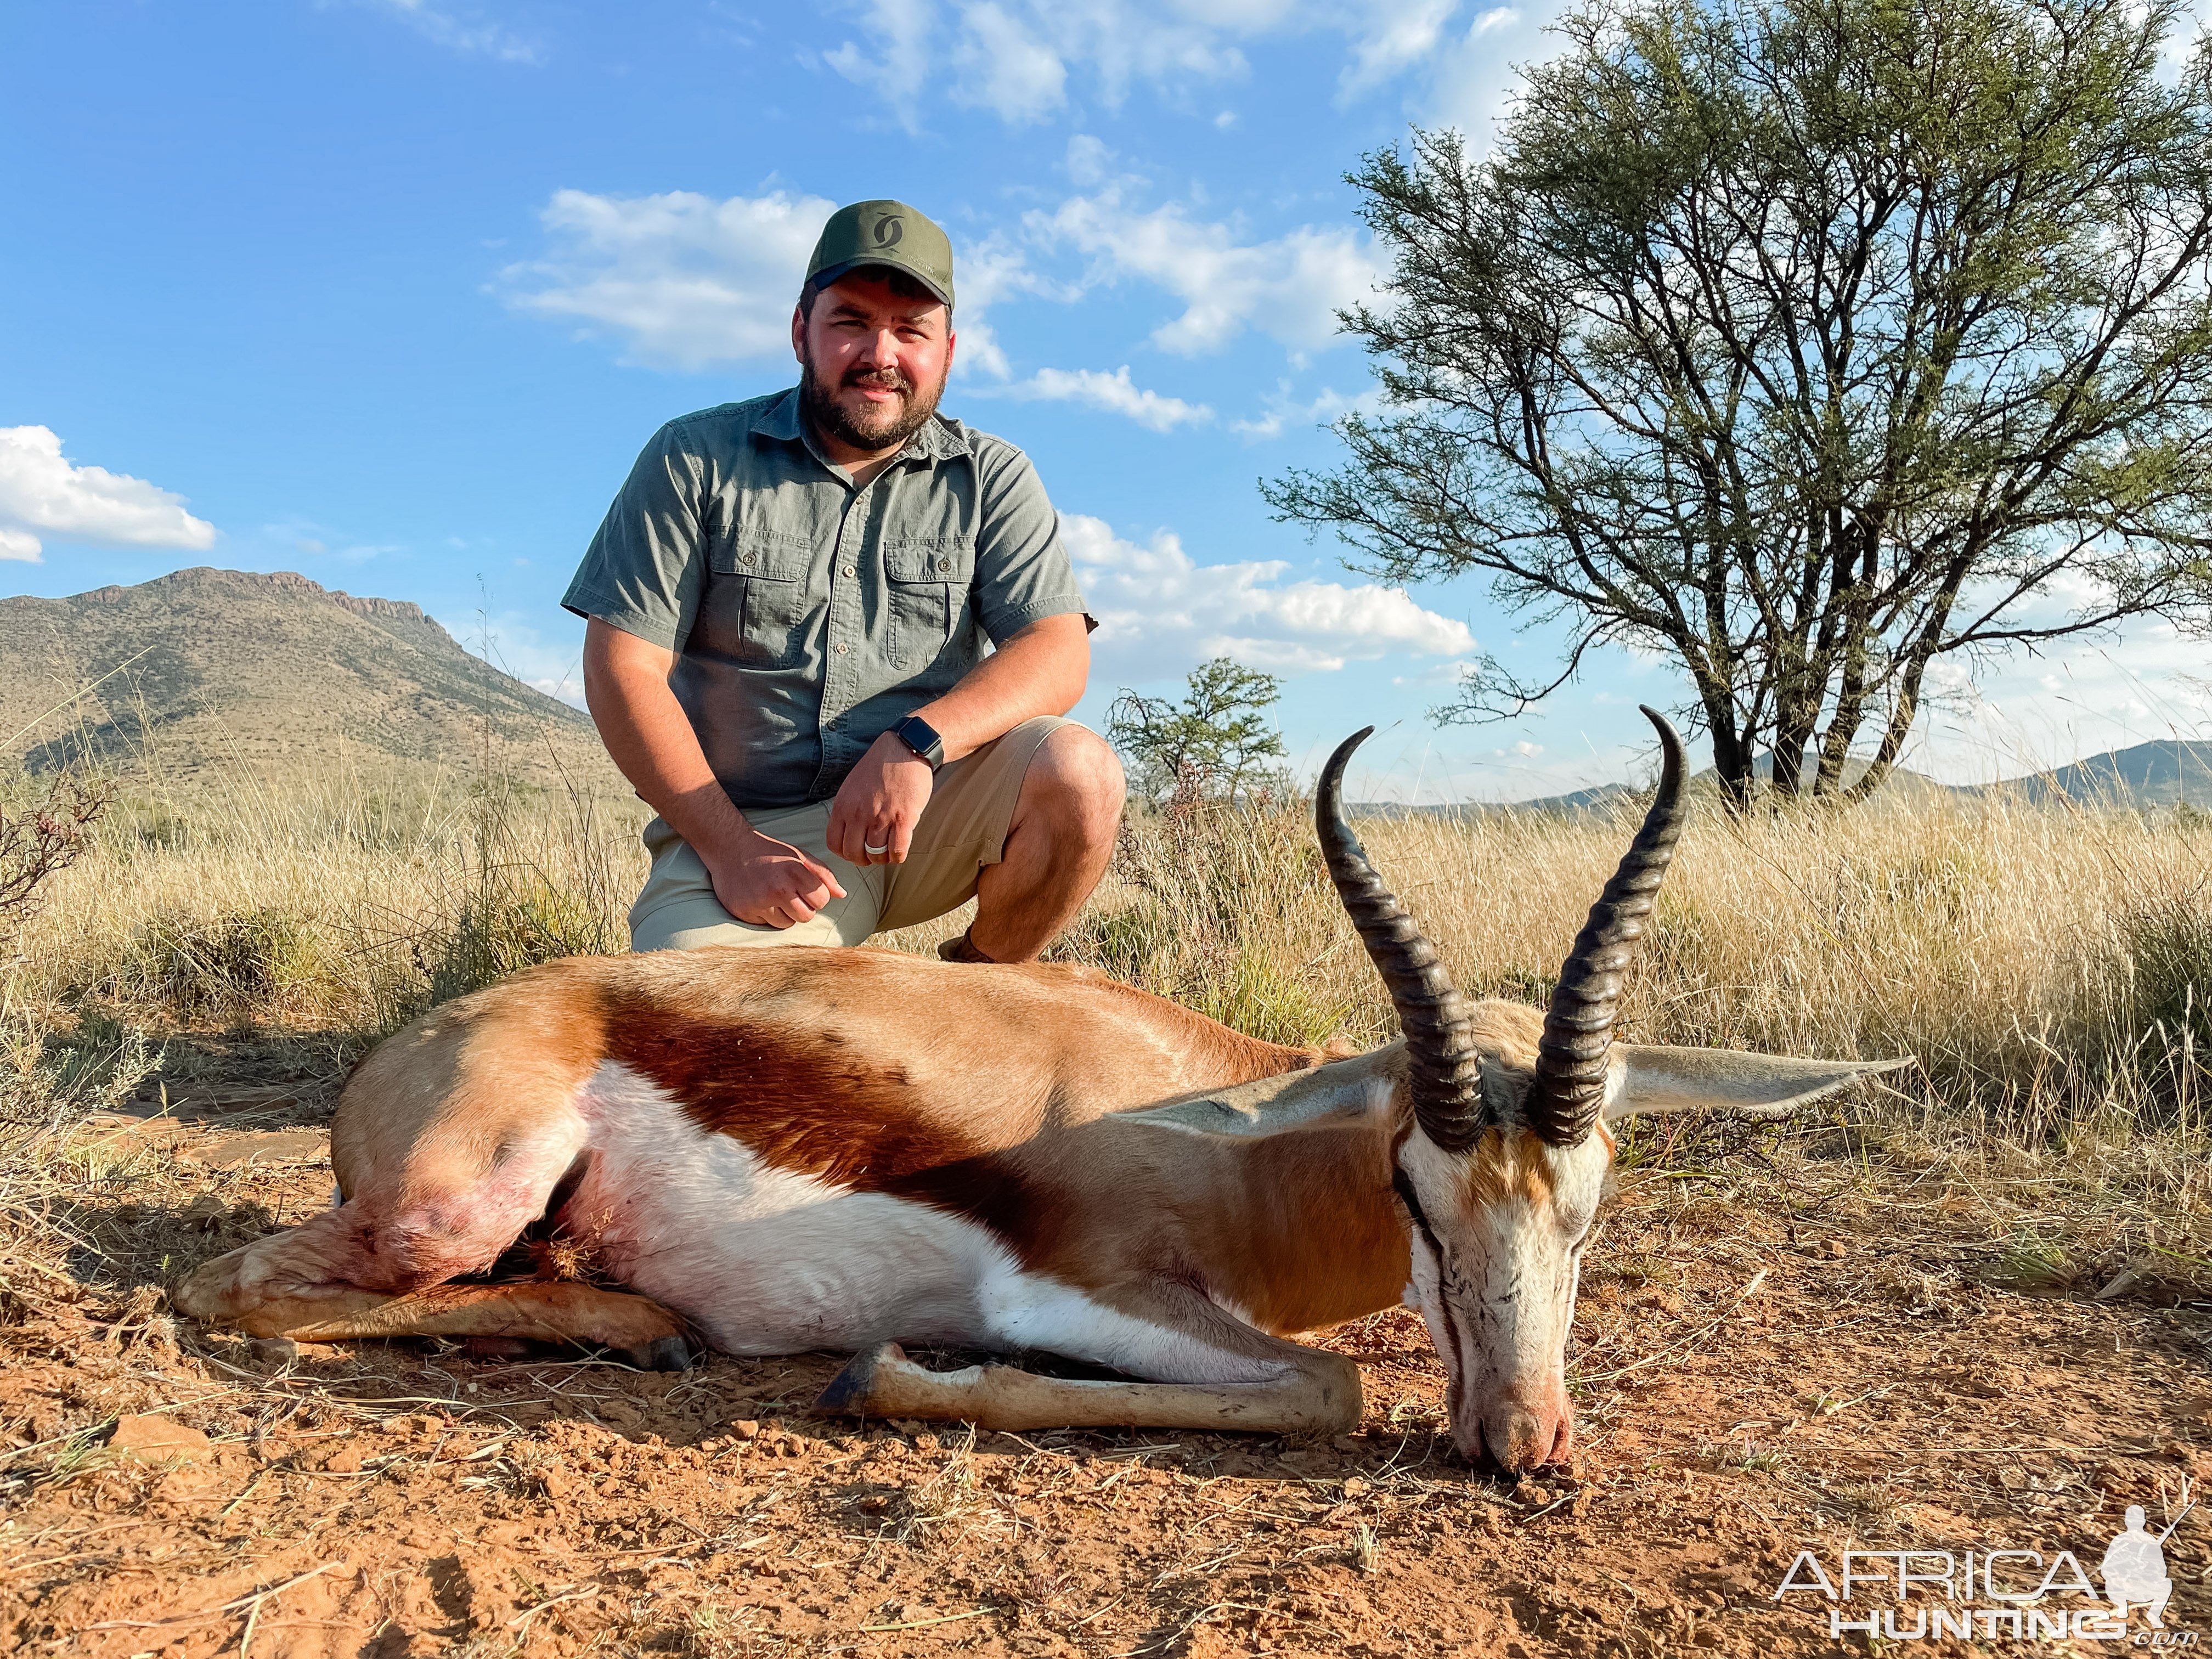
1, 1102, 2204, 1657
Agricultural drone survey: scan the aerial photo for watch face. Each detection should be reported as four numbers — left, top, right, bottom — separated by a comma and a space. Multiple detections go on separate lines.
899, 718, 941, 766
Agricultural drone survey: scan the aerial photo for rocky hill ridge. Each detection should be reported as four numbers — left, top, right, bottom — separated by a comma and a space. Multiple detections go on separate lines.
1, 567, 608, 788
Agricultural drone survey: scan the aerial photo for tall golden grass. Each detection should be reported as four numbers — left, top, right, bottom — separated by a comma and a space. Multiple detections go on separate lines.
4, 757, 2209, 1147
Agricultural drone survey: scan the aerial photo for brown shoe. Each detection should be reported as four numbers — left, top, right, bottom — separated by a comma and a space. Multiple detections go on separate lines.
937, 931, 995, 964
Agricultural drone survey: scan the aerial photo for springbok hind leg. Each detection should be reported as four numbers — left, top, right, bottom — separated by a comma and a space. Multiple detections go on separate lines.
172, 1205, 693, 1369
815, 1283, 1361, 1437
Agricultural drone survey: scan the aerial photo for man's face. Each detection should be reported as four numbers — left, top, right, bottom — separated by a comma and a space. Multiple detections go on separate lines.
792, 272, 955, 456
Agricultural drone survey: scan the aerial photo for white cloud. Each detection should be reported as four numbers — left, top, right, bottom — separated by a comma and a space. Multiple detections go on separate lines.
1339, 0, 1462, 97
827, 0, 1260, 128
1063, 512, 1474, 680
339, 0, 544, 64
1232, 380, 1379, 439
953, 3, 1071, 123
1065, 133, 1116, 188
1002, 365, 1212, 430
1424, 2, 1566, 145
500, 189, 837, 371
823, 1, 1509, 127
1032, 188, 1383, 353
824, 0, 936, 129
0, 427, 218, 563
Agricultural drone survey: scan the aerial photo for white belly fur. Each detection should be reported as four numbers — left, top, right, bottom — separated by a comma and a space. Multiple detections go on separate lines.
557, 1064, 1282, 1384
561, 1062, 1010, 1353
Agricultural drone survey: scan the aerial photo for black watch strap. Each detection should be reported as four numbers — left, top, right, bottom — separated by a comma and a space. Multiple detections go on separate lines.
893, 714, 945, 771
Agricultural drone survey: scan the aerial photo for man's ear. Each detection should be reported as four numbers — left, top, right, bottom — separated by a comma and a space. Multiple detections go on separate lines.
1604, 1045, 1912, 1122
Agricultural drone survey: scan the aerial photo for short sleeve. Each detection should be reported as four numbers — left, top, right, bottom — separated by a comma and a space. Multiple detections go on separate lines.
561, 424, 709, 651
970, 443, 1093, 644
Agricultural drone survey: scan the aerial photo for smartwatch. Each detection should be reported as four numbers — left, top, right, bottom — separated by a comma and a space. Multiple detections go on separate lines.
892, 714, 945, 771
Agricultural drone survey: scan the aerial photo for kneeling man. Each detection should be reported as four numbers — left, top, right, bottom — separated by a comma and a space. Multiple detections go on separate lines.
565, 199, 1122, 960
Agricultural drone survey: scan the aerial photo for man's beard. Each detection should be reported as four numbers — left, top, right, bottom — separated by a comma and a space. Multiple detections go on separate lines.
799, 349, 946, 454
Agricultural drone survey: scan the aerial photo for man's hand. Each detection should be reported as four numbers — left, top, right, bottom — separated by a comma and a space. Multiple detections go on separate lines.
703, 829, 848, 928
827, 732, 935, 865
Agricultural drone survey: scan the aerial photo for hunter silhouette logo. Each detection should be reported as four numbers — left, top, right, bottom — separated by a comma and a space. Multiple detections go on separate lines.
872, 215, 904, 249
2105, 1504, 2183, 1629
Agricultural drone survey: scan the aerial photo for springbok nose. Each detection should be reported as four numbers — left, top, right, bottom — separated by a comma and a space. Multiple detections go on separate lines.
1486, 1408, 1546, 1472
1479, 1406, 1574, 1473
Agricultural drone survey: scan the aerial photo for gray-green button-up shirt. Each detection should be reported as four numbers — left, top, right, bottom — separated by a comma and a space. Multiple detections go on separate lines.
563, 388, 1090, 811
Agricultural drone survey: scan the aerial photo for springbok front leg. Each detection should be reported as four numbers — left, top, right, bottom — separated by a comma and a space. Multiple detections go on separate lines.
815, 1281, 1361, 1436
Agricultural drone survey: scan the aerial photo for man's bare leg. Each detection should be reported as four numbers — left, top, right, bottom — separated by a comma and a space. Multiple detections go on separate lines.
964, 726, 1124, 962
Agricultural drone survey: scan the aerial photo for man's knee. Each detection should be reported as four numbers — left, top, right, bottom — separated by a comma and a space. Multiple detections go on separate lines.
1024, 725, 1126, 844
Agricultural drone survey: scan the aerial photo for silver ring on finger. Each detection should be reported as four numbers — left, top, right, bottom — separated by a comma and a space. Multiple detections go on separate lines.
864, 842, 889, 856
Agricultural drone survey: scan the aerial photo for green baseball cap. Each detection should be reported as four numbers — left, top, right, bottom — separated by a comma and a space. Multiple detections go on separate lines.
804, 199, 955, 312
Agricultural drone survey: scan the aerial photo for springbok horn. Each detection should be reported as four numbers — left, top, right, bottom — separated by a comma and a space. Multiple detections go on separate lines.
1527, 706, 1689, 1146
1316, 727, 1486, 1150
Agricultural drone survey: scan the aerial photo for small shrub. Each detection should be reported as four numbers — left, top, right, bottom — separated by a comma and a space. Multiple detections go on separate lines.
0, 1009, 159, 1131
1189, 945, 1352, 1050
414, 876, 614, 1012
2113, 893, 2212, 1114
120, 905, 326, 1024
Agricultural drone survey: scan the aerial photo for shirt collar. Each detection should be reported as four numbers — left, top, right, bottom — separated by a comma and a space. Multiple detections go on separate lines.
754, 387, 805, 444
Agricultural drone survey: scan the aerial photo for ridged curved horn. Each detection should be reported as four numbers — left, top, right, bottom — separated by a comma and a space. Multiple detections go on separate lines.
1317, 727, 1486, 1150
1528, 706, 1689, 1146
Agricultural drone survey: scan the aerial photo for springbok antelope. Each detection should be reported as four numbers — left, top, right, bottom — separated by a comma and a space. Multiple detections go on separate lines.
177, 710, 1902, 1470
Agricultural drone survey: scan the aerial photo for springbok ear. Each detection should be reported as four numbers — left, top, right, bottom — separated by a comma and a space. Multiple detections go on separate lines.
1604, 1045, 1912, 1122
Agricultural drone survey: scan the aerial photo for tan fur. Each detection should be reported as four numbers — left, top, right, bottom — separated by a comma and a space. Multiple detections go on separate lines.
1467, 1126, 1557, 1209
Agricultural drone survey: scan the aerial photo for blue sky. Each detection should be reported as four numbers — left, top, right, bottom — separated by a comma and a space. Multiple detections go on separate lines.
4, 0, 2207, 800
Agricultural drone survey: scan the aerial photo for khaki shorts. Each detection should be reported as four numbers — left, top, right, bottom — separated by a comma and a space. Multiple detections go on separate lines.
629, 715, 1074, 952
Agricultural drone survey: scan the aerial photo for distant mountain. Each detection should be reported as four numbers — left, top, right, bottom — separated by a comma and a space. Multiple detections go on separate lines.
1508, 752, 1950, 815
1498, 742, 2212, 812
1508, 781, 1640, 816
1968, 740, 2212, 809
0, 568, 613, 787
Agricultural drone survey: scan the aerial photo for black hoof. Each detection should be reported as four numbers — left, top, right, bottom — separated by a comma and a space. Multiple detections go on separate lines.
816, 1342, 891, 1415
622, 1334, 693, 1372
461, 1336, 540, 1361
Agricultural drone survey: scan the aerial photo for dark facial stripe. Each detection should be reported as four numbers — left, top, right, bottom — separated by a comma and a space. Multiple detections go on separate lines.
1393, 1167, 1471, 1425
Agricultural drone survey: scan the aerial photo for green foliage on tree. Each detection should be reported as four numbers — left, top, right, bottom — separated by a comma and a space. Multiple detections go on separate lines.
1267, 0, 2212, 808
1107, 657, 1290, 805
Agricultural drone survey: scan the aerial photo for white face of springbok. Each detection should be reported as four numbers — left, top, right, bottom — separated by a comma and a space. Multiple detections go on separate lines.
1317, 712, 1906, 1472
1388, 1037, 1895, 1470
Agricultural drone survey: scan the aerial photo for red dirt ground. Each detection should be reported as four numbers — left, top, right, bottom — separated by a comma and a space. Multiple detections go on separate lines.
1, 1099, 2203, 1657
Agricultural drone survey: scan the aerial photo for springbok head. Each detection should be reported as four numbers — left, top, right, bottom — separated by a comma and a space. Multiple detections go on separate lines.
1319, 709, 1904, 1472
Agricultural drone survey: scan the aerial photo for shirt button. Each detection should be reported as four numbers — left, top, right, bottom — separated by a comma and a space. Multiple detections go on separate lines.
836, 643, 849, 654
842, 565, 855, 577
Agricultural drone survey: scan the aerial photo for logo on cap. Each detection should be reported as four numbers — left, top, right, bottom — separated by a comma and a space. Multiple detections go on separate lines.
872, 216, 905, 249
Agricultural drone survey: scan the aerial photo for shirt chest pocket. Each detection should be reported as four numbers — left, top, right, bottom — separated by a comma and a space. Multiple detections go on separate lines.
883, 538, 975, 670
710, 535, 816, 669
